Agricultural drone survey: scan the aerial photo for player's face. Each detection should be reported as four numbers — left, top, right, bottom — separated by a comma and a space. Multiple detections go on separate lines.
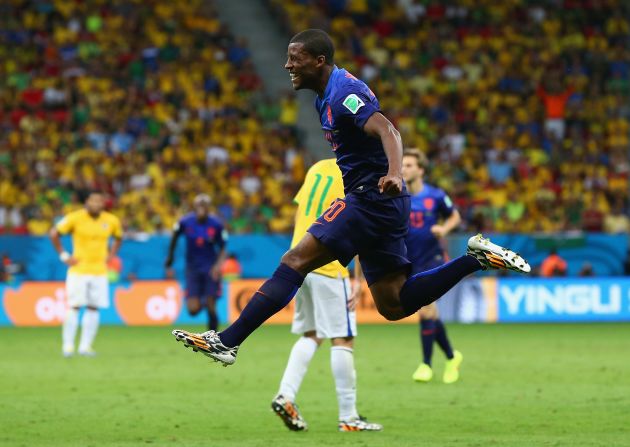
402, 156, 424, 184
85, 194, 105, 215
194, 204, 209, 219
285, 43, 322, 91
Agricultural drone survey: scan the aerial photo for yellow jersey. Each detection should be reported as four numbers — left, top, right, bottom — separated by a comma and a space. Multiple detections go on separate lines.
56, 209, 123, 276
291, 159, 348, 278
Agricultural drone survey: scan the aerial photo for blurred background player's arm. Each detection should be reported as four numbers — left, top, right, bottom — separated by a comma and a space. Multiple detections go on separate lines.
431, 209, 462, 239
210, 228, 229, 281
164, 222, 183, 276
108, 216, 123, 263
49, 215, 78, 266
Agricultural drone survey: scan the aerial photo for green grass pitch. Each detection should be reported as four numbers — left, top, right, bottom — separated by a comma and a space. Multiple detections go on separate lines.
1, 323, 629, 446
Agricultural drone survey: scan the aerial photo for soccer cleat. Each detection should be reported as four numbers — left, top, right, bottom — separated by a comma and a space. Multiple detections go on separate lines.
172, 329, 238, 366
78, 347, 97, 357
338, 416, 383, 432
62, 344, 75, 358
466, 234, 531, 273
443, 350, 463, 384
412, 363, 433, 382
271, 394, 308, 431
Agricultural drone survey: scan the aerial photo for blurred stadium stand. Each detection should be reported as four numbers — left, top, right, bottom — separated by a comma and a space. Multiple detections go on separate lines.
268, 0, 630, 234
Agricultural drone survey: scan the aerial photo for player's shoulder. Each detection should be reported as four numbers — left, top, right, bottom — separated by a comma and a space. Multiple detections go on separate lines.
180, 212, 195, 223
101, 210, 120, 222
424, 183, 447, 198
330, 68, 373, 103
207, 214, 224, 228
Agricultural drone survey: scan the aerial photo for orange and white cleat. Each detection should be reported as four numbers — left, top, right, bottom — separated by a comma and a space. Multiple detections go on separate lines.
338, 415, 383, 432
172, 329, 238, 366
271, 394, 308, 431
466, 234, 531, 273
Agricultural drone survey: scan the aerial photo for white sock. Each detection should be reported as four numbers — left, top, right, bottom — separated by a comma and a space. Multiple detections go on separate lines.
62, 308, 79, 349
79, 309, 100, 352
278, 337, 319, 401
331, 346, 358, 421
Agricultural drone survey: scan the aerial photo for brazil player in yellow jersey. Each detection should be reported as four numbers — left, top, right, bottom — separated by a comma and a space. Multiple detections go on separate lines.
50, 191, 123, 357
270, 159, 382, 432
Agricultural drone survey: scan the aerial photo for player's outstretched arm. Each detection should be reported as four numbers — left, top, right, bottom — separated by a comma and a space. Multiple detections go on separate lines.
432, 209, 462, 239
165, 225, 182, 268
363, 112, 403, 196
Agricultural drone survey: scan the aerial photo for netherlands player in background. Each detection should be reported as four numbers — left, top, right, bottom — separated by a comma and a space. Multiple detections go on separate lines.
172, 29, 530, 370
271, 159, 381, 432
165, 194, 227, 331
403, 149, 464, 384
50, 191, 123, 357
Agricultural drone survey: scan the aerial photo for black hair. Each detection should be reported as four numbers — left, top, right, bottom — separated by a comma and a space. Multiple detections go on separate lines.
289, 29, 334, 65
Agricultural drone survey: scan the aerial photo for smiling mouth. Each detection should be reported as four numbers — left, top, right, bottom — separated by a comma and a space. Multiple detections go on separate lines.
289, 73, 299, 82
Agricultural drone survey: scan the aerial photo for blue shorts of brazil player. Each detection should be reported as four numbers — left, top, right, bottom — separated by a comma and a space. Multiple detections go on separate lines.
308, 187, 411, 285
185, 269, 222, 304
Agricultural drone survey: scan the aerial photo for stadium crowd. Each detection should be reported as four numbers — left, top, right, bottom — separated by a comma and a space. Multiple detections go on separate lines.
269, 0, 630, 234
0, 0, 306, 236
1, 0, 629, 237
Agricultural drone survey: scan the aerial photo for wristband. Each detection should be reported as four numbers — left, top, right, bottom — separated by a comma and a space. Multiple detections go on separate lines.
60, 251, 71, 262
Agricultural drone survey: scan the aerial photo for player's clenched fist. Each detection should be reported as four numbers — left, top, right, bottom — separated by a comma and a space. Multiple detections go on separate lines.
378, 174, 403, 196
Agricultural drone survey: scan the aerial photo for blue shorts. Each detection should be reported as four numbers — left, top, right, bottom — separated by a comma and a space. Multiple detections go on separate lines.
185, 269, 222, 303
308, 188, 411, 285
410, 255, 445, 275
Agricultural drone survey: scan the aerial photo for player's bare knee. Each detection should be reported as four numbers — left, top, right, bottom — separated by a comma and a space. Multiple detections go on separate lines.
303, 331, 323, 346
375, 302, 405, 321
331, 337, 354, 348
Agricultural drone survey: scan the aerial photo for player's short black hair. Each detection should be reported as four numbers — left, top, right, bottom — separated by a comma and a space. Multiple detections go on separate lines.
289, 29, 334, 65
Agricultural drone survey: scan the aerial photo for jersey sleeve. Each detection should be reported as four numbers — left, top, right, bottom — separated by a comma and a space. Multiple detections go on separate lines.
331, 83, 380, 129
437, 191, 455, 218
111, 216, 123, 238
55, 213, 76, 235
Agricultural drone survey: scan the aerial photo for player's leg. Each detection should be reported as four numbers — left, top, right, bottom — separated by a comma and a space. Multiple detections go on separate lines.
78, 275, 108, 356
186, 297, 202, 316
172, 233, 336, 364
273, 277, 319, 431
62, 273, 87, 357
367, 235, 530, 320
413, 303, 438, 382
205, 297, 218, 331
203, 277, 221, 331
185, 270, 203, 316
434, 309, 463, 384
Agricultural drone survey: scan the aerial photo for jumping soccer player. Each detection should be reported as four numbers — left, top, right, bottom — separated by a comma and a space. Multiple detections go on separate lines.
172, 29, 530, 367
165, 194, 227, 331
50, 191, 123, 357
271, 158, 381, 432
402, 149, 463, 384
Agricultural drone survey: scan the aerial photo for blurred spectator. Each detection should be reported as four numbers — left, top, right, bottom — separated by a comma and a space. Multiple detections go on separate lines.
0, 0, 302, 237
578, 262, 595, 277
603, 197, 630, 234
108, 255, 123, 283
221, 253, 243, 281
540, 248, 568, 277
